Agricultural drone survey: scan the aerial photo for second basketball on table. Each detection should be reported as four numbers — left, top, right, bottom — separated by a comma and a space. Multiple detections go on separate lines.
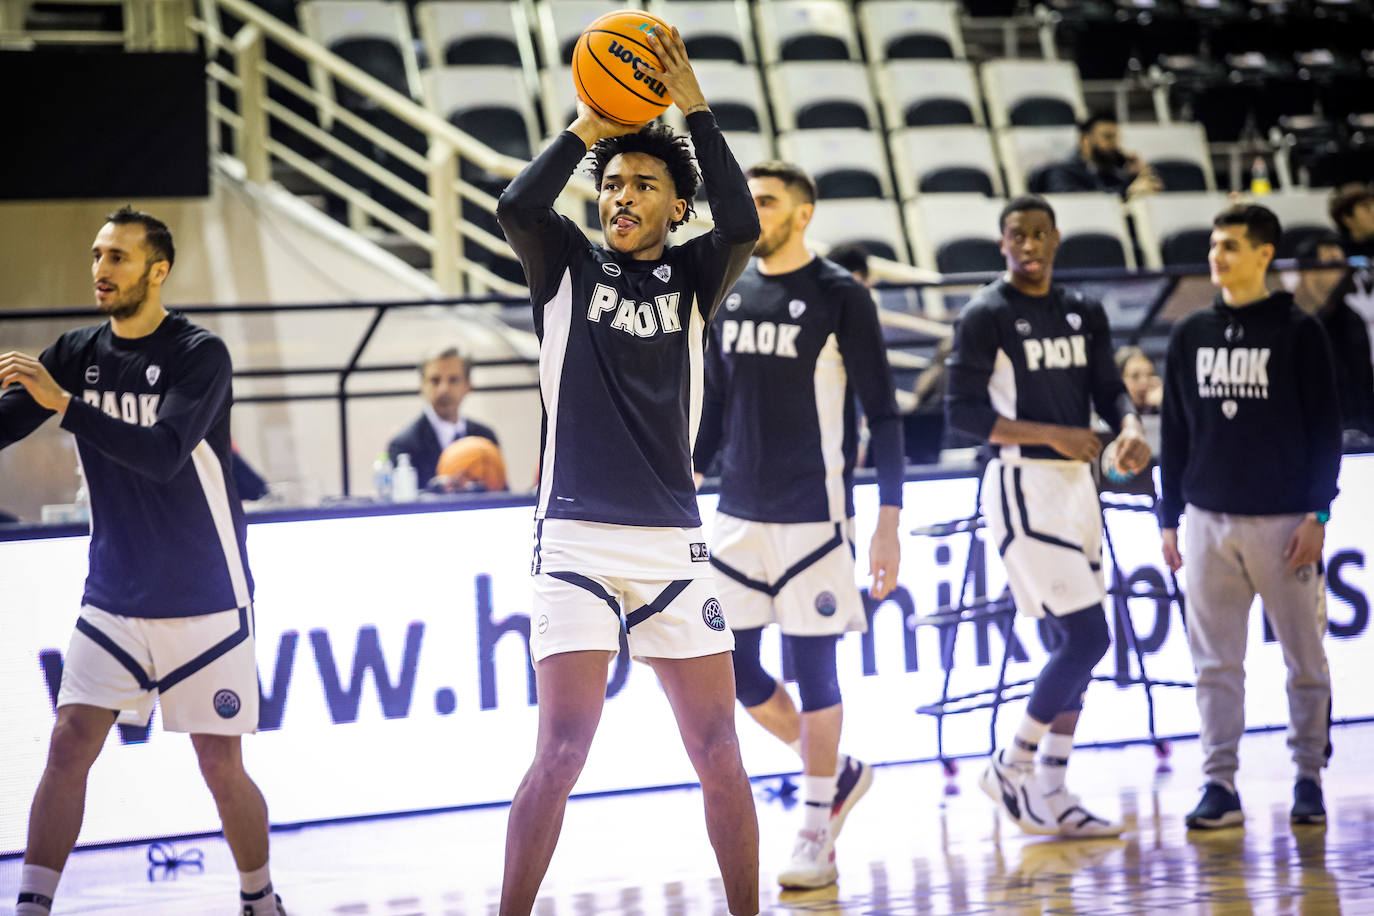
572, 9, 675, 125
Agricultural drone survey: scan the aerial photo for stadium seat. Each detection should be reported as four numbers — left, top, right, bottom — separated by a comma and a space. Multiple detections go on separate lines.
1127, 191, 1232, 268
889, 126, 1003, 199
539, 66, 579, 137
777, 128, 893, 199
1117, 123, 1216, 192
534, 0, 623, 67
649, 0, 755, 63
422, 66, 538, 165
671, 60, 771, 134
754, 0, 861, 65
721, 132, 775, 173
876, 59, 983, 127
995, 125, 1079, 196
807, 198, 911, 262
906, 194, 1008, 274
414, 1, 530, 68
1260, 190, 1341, 259
857, 0, 965, 61
1040, 193, 1137, 270
980, 59, 1087, 129
1154, 54, 1250, 144
299, 0, 421, 106
1225, 52, 1316, 136
766, 61, 879, 131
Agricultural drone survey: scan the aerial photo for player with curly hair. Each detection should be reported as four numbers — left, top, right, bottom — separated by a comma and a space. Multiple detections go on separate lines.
494, 24, 761, 916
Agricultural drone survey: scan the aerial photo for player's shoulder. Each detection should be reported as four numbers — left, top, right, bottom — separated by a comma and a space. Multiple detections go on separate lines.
54, 322, 106, 353
163, 313, 231, 362
812, 256, 864, 290
1056, 285, 1107, 317
961, 279, 1011, 318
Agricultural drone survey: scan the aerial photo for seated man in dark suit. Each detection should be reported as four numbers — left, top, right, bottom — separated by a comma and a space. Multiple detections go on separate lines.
1036, 113, 1162, 201
387, 347, 501, 486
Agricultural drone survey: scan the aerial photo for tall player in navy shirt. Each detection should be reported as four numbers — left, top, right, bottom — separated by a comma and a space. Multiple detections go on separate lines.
494, 26, 761, 916
945, 197, 1150, 838
693, 161, 901, 889
0, 209, 284, 916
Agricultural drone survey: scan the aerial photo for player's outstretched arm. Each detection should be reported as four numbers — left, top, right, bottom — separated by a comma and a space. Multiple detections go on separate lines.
0, 349, 68, 449
58, 339, 232, 483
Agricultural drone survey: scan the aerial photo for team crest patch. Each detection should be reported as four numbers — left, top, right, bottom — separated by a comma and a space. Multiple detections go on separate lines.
213, 689, 241, 719
653, 264, 672, 283
146, 365, 161, 386
1015, 318, 1032, 336
702, 598, 726, 631
1224, 322, 1243, 343
84, 365, 100, 384
602, 261, 622, 278
1066, 312, 1082, 330
789, 299, 807, 318
537, 615, 550, 634
1221, 399, 1238, 419
1296, 565, 1313, 583
725, 292, 742, 311
815, 591, 837, 617
690, 542, 710, 562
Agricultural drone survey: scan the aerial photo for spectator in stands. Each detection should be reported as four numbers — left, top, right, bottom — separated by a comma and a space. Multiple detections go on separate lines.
827, 242, 873, 287
1330, 184, 1374, 259
1294, 233, 1374, 438
1114, 346, 1162, 414
387, 347, 500, 487
1038, 113, 1163, 201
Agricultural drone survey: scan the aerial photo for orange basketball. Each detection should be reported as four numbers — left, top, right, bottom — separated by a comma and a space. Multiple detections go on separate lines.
436, 435, 507, 492
572, 9, 674, 126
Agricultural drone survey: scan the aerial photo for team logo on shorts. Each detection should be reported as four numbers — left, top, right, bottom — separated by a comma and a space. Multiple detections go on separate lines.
690, 542, 710, 562
702, 598, 726, 631
213, 689, 241, 719
725, 293, 742, 311
146, 364, 161, 386
1221, 399, 1238, 419
1296, 565, 1313, 583
84, 365, 100, 383
602, 261, 622, 278
815, 592, 837, 617
537, 615, 550, 634
1066, 312, 1081, 330
653, 264, 672, 283
1014, 318, 1032, 336
789, 299, 807, 319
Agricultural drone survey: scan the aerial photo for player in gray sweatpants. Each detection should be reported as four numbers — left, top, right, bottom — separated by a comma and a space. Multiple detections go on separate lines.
1159, 204, 1342, 829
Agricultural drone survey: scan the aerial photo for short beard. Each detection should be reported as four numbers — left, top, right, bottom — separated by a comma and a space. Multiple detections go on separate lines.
752, 216, 795, 259
97, 267, 151, 320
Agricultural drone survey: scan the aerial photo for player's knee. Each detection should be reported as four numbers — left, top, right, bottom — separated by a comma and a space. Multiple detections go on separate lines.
731, 628, 775, 707
193, 739, 244, 795
786, 634, 841, 712
533, 737, 592, 790
684, 724, 744, 783
1065, 605, 1111, 665
46, 717, 105, 773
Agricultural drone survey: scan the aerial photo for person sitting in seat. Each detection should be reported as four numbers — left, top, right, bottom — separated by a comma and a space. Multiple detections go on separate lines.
386, 347, 501, 487
1036, 113, 1162, 201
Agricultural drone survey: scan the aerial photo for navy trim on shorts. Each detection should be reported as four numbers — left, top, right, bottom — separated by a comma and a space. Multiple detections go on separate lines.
625, 579, 692, 630
156, 606, 251, 693
75, 616, 156, 690
710, 523, 845, 597
1012, 467, 1085, 553
998, 464, 1015, 555
548, 571, 621, 619
531, 518, 545, 575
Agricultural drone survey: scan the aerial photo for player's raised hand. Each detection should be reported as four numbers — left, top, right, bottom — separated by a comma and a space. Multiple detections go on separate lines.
571, 101, 645, 146
0, 351, 70, 414
1049, 426, 1103, 463
869, 506, 901, 601
637, 26, 708, 116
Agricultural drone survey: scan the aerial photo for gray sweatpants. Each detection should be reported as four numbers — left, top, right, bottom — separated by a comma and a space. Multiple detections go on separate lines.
1183, 505, 1332, 785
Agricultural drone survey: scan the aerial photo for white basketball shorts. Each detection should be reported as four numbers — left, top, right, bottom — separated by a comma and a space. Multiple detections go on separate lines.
56, 604, 260, 735
529, 518, 734, 663
981, 459, 1106, 618
708, 512, 865, 636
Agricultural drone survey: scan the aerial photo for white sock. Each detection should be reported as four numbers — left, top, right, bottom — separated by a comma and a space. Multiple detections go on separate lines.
1038, 732, 1074, 790
16, 864, 61, 914
801, 773, 838, 833
787, 738, 803, 758
239, 862, 277, 915
1008, 717, 1050, 764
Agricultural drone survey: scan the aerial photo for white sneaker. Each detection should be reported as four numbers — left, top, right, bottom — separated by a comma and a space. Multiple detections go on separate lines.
829, 754, 873, 839
979, 749, 1056, 835
1028, 783, 1124, 837
776, 826, 838, 889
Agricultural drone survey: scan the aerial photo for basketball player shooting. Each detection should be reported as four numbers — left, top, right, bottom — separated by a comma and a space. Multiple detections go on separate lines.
493, 23, 762, 916
0, 209, 284, 916
945, 196, 1150, 838
693, 161, 901, 889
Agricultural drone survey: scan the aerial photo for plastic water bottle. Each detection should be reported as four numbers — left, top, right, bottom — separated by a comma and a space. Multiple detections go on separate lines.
373, 454, 394, 501
1249, 157, 1272, 195
391, 453, 419, 502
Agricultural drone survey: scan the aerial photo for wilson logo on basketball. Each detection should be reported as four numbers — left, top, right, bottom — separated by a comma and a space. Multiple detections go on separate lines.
606, 41, 668, 98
